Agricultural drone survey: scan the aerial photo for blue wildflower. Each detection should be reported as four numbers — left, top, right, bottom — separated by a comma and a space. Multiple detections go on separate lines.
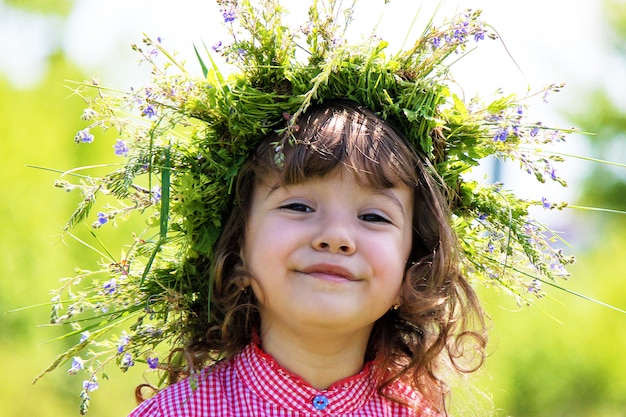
74, 128, 94, 144
68, 357, 84, 375
541, 197, 551, 209
81, 108, 97, 121
113, 139, 129, 157
452, 21, 469, 42
147, 357, 159, 369
432, 37, 442, 48
151, 185, 162, 203
223, 7, 236, 22
117, 331, 130, 353
97, 212, 108, 225
528, 279, 542, 294
549, 167, 558, 180
83, 379, 99, 392
473, 31, 485, 42
103, 278, 116, 295
530, 125, 540, 137
478, 213, 488, 221
142, 104, 156, 119
550, 261, 569, 276
487, 242, 495, 253
212, 41, 223, 52
79, 331, 90, 343
121, 353, 134, 368
494, 127, 509, 142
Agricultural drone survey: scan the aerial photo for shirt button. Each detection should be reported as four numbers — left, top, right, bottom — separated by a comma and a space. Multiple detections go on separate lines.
312, 394, 329, 410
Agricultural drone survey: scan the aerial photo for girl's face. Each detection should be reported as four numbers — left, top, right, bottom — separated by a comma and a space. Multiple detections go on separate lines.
243, 168, 413, 341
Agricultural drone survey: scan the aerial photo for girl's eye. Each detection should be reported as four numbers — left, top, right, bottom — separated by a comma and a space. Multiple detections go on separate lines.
280, 203, 313, 213
359, 213, 391, 223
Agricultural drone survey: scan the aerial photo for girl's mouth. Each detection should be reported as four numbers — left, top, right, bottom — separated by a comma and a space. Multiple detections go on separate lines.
300, 264, 358, 282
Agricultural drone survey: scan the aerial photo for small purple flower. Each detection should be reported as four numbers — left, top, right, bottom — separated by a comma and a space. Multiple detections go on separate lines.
487, 242, 495, 253
68, 357, 84, 375
494, 127, 509, 142
82, 379, 99, 392
432, 37, 442, 48
530, 126, 540, 137
103, 278, 116, 295
113, 139, 129, 157
151, 185, 162, 203
548, 166, 558, 180
79, 331, 90, 343
97, 212, 108, 225
473, 31, 485, 42
478, 213, 488, 221
528, 279, 542, 294
81, 108, 97, 121
550, 261, 569, 276
223, 7, 236, 22
524, 222, 538, 236
121, 353, 134, 368
147, 357, 159, 369
541, 196, 551, 209
117, 331, 130, 353
212, 41, 223, 52
142, 104, 157, 119
74, 128, 94, 144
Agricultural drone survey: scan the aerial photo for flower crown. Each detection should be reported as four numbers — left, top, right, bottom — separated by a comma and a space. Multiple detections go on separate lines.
41, 1, 575, 414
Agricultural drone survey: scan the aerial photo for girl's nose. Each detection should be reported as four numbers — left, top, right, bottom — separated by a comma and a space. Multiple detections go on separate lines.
312, 217, 356, 255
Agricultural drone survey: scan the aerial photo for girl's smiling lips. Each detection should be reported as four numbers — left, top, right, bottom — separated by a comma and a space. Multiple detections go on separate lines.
299, 264, 358, 282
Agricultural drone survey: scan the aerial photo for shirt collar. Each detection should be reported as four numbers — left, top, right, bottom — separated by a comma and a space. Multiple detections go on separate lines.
235, 341, 378, 414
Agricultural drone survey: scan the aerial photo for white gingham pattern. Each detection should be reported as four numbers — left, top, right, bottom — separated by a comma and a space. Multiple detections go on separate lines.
128, 343, 441, 416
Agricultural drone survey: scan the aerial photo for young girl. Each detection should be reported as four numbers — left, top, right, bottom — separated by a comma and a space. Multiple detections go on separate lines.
128, 100, 487, 416
42, 4, 575, 415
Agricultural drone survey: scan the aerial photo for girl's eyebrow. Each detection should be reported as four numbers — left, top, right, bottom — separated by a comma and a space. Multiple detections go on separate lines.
371, 188, 409, 218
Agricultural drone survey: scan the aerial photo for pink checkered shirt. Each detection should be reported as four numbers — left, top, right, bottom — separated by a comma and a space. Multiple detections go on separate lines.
128, 342, 441, 416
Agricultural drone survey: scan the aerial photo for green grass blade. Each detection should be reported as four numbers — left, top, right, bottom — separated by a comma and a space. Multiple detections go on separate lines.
568, 205, 626, 216
537, 277, 626, 315
193, 44, 209, 78
160, 146, 171, 240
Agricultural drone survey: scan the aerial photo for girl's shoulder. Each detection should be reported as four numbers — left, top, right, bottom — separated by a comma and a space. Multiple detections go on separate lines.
382, 379, 444, 417
127, 358, 237, 417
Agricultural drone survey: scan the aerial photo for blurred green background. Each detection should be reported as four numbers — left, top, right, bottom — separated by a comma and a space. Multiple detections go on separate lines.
1, 0, 625, 416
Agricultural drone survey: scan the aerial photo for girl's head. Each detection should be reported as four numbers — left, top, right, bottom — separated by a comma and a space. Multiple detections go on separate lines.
205, 99, 485, 405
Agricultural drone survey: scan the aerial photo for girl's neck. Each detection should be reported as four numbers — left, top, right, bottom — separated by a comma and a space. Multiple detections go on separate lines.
259, 325, 372, 390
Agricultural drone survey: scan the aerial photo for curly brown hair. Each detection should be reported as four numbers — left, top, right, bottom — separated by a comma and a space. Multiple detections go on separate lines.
172, 99, 487, 412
